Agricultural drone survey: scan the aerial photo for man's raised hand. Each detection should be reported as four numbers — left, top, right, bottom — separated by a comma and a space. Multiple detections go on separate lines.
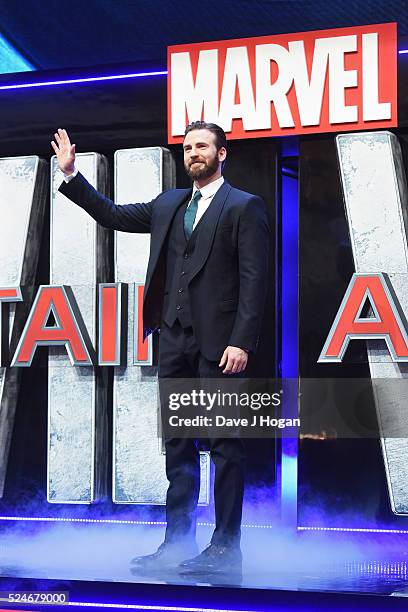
51, 128, 76, 175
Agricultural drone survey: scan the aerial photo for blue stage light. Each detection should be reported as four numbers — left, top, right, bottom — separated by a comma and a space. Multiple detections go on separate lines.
0, 70, 168, 91
279, 138, 299, 527
298, 526, 408, 534
66, 604, 259, 611
0, 33, 35, 74
344, 560, 407, 576
0, 515, 279, 528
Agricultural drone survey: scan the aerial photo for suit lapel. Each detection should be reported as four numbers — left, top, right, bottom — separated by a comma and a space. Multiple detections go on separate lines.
189, 181, 231, 282
158, 188, 191, 231
148, 188, 191, 266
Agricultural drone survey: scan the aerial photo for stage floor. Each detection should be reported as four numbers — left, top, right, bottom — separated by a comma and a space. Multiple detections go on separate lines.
0, 520, 407, 598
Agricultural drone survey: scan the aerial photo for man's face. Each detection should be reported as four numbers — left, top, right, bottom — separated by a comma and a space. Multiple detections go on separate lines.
183, 129, 226, 181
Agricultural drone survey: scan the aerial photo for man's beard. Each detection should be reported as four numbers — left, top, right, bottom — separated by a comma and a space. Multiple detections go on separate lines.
184, 154, 219, 180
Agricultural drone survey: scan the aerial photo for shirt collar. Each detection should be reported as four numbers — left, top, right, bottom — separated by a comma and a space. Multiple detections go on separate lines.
193, 176, 224, 200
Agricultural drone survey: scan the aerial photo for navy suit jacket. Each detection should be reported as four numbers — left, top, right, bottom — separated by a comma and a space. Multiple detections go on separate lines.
59, 172, 270, 361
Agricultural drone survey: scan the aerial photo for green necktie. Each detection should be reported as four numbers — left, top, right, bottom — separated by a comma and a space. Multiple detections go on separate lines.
184, 190, 201, 240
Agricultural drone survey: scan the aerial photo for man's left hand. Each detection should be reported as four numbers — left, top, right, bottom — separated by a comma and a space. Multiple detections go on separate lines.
219, 346, 248, 374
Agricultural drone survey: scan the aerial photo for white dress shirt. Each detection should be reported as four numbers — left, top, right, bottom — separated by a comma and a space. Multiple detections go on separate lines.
64, 170, 224, 231
190, 176, 224, 229
64, 168, 78, 183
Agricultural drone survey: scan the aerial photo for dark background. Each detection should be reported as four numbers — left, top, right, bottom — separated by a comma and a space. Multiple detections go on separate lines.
2, 5, 408, 528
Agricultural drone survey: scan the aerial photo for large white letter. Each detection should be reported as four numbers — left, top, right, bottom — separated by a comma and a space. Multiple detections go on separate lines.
218, 46, 258, 132
327, 35, 358, 124
336, 131, 408, 514
255, 43, 295, 129
48, 153, 109, 504
171, 50, 219, 136
288, 39, 329, 127
0, 156, 47, 497
362, 33, 391, 121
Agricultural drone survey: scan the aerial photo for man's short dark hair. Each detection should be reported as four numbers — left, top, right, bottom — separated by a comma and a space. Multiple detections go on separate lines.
184, 121, 227, 152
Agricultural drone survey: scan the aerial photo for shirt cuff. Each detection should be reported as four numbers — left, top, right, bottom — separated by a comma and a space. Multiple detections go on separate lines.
63, 168, 78, 183
234, 346, 249, 354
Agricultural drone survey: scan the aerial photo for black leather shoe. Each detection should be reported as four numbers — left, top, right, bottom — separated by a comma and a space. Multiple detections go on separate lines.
131, 540, 199, 570
178, 543, 242, 574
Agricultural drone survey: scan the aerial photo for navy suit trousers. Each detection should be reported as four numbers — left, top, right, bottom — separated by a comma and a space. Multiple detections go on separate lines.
158, 321, 245, 547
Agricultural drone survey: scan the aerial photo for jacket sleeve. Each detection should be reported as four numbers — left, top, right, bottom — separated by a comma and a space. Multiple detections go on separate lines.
58, 171, 153, 233
228, 196, 270, 353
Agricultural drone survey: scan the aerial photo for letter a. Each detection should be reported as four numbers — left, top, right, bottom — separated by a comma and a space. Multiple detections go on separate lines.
319, 273, 408, 362
12, 285, 94, 366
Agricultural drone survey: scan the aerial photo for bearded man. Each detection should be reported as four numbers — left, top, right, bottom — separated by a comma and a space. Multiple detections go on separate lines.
52, 121, 270, 575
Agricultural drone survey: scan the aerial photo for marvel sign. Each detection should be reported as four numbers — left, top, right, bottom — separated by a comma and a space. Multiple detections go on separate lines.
168, 23, 397, 142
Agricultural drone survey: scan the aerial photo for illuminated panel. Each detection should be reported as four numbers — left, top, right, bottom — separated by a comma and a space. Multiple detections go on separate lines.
0, 156, 47, 496
49, 154, 110, 503
113, 147, 210, 504
337, 131, 408, 514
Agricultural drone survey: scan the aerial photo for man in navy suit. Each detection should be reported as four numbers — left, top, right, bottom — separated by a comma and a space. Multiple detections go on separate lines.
51, 122, 270, 574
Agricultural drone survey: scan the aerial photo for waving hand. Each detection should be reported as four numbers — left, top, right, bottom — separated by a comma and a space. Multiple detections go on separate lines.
51, 128, 76, 175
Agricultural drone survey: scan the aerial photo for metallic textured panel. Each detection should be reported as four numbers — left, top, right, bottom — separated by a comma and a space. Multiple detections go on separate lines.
113, 147, 210, 504
337, 131, 408, 514
0, 156, 47, 496
49, 154, 110, 503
